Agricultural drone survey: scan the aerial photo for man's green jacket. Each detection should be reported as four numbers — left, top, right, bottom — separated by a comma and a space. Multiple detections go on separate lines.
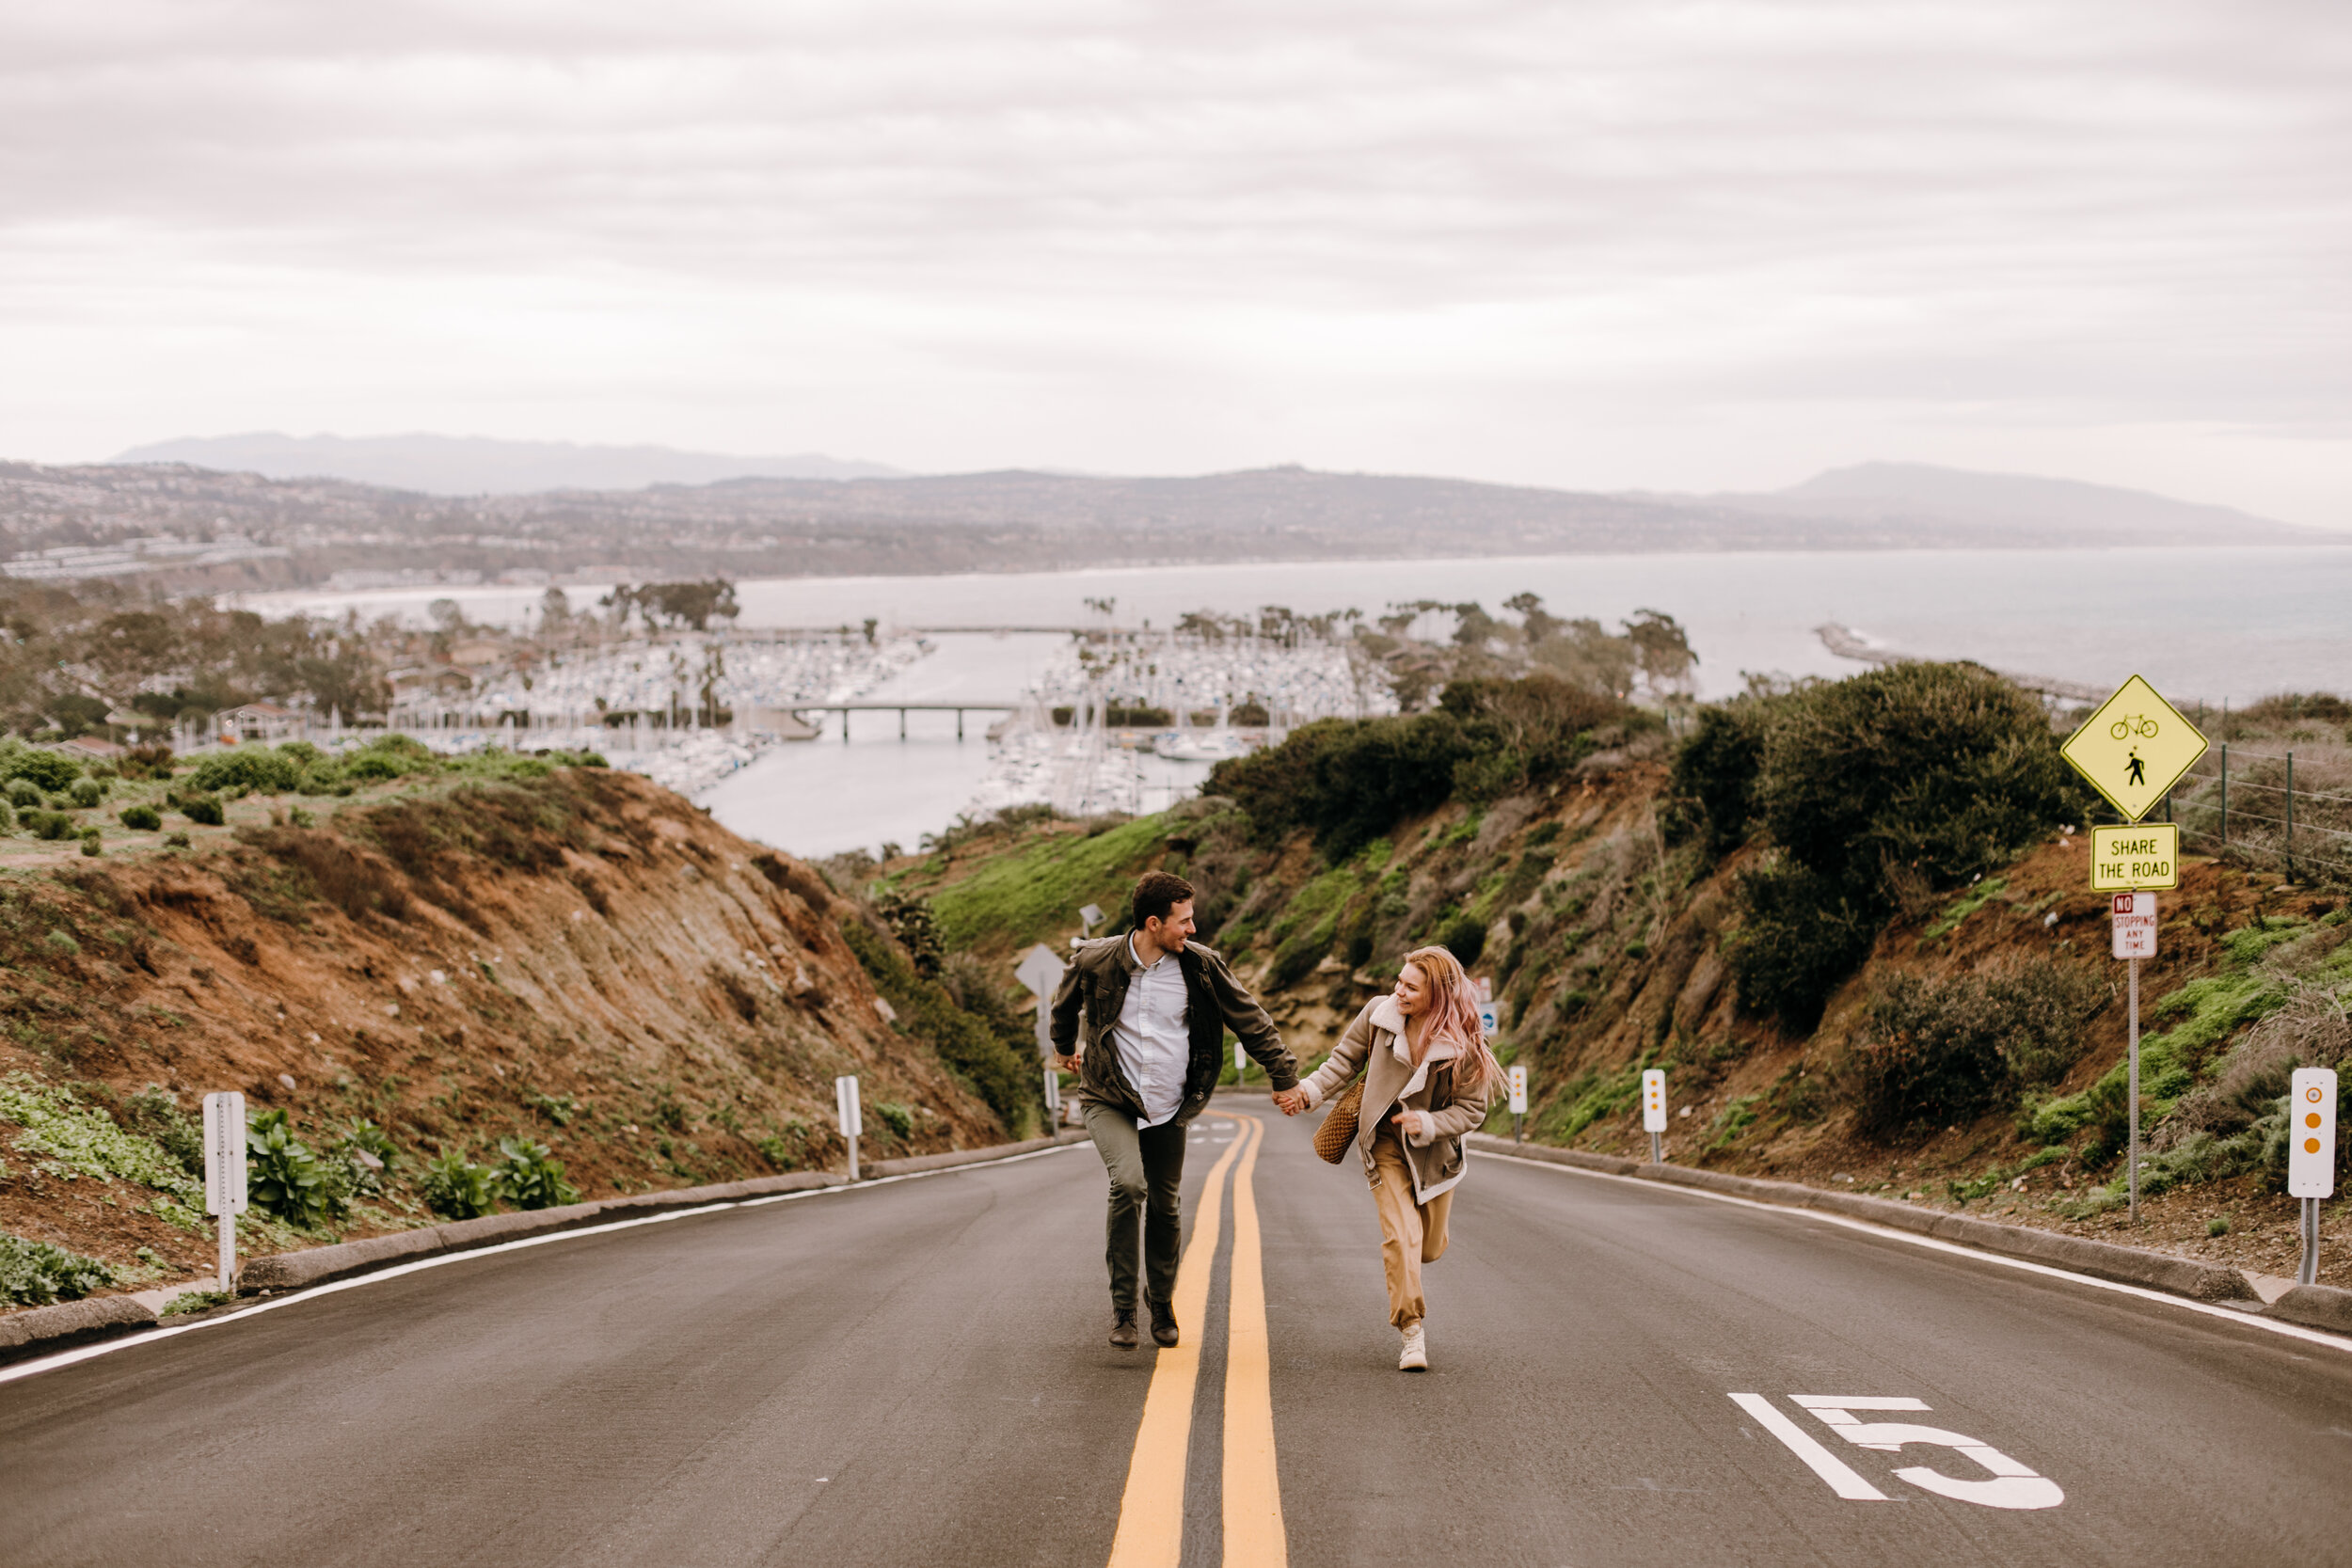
1049, 934, 1298, 1126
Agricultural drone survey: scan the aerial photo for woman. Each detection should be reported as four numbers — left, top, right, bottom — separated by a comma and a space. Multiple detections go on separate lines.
1275, 945, 1499, 1370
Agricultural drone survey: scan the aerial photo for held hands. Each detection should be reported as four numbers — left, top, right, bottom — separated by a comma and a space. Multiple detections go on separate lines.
1054, 1053, 1081, 1072
1271, 1086, 1310, 1117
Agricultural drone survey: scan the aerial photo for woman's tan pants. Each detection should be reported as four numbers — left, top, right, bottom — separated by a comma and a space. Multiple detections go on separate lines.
1370, 1129, 1452, 1329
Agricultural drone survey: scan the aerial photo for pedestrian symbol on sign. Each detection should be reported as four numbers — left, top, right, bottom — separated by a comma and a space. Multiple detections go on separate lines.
2126, 750, 2146, 787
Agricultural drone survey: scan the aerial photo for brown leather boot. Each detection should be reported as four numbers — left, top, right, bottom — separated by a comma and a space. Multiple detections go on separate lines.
1147, 1296, 1179, 1349
1109, 1309, 1139, 1350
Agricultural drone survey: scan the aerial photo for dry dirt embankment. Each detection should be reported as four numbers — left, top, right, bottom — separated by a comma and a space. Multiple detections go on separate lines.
0, 764, 1014, 1312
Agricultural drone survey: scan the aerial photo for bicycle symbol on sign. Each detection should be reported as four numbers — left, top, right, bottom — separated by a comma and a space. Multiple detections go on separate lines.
2109, 714, 2159, 740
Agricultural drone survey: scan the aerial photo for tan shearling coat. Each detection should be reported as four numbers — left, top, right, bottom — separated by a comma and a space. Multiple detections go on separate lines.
1301, 994, 1492, 1202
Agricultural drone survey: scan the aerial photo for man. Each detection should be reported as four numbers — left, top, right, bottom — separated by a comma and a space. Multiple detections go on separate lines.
1051, 870, 1297, 1350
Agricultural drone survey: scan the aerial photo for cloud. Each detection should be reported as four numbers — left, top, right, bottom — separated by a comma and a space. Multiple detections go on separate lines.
1, 0, 2347, 519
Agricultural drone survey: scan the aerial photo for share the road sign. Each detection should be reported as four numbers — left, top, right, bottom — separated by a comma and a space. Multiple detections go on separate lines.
2089, 824, 2179, 891
2060, 675, 2207, 824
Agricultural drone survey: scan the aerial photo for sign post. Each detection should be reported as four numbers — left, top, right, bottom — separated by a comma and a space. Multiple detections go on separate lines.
834, 1074, 864, 1181
1078, 903, 1105, 937
1641, 1069, 1667, 1164
202, 1091, 247, 1293
2288, 1067, 2338, 1287
2111, 892, 2158, 1219
1508, 1064, 1529, 1145
2064, 676, 2205, 1226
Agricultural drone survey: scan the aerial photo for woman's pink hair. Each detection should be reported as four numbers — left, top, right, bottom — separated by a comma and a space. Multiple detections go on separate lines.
1399, 945, 1502, 1096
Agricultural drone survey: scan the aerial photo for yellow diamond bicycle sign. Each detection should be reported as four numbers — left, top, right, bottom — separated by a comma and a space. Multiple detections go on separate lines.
2060, 674, 2208, 824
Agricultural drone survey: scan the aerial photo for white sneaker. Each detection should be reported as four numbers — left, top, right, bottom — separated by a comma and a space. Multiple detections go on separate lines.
1398, 1323, 1428, 1371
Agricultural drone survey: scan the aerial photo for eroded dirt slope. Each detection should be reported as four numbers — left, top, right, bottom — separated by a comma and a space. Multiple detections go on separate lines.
0, 765, 1004, 1304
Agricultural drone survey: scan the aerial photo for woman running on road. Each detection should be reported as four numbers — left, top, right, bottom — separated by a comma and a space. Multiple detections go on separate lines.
1275, 945, 1499, 1370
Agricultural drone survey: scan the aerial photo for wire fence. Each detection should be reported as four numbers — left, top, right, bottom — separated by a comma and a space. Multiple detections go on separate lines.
2128, 744, 2352, 887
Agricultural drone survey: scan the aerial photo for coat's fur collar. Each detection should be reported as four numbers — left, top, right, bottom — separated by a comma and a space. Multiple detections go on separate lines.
1371, 994, 1460, 1066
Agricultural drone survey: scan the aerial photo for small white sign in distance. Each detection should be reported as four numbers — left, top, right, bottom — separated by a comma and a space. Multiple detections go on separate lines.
2288, 1067, 2338, 1199
1475, 976, 1493, 1003
2110, 891, 2158, 959
1476, 1002, 1500, 1039
1508, 1064, 1529, 1115
202, 1091, 247, 1215
834, 1074, 863, 1138
1641, 1069, 1667, 1133
1078, 903, 1104, 932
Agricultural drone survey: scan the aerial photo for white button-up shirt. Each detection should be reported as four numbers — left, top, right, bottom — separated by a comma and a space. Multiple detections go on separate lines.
1114, 935, 1190, 1128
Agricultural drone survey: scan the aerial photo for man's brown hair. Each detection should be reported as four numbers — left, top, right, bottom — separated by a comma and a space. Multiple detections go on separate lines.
1132, 870, 1196, 927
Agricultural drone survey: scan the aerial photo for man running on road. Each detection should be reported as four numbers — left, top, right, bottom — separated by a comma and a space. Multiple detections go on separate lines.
1051, 870, 1298, 1350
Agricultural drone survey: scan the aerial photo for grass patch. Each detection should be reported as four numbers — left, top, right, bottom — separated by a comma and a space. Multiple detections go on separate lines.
0, 1074, 199, 1199
0, 1231, 114, 1305
925, 814, 1170, 953
1922, 877, 2007, 942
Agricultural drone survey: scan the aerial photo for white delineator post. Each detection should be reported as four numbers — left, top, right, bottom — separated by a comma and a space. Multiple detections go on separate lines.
2288, 1067, 2338, 1287
1642, 1069, 1668, 1164
202, 1091, 248, 1293
2111, 893, 2159, 1220
835, 1074, 864, 1182
1508, 1064, 1529, 1145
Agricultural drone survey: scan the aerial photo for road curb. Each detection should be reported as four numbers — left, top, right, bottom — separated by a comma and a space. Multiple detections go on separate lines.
0, 1295, 156, 1362
1470, 1135, 2268, 1310
2268, 1283, 2352, 1334
0, 1129, 1089, 1367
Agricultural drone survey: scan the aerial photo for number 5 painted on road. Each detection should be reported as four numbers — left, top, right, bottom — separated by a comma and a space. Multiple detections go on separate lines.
1791, 1397, 2062, 1510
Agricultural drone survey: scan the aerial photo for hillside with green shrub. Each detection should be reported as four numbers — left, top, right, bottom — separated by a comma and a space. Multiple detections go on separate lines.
885, 671, 2351, 1284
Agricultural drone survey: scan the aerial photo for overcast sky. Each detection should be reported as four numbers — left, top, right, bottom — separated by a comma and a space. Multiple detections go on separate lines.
4, 1, 2346, 522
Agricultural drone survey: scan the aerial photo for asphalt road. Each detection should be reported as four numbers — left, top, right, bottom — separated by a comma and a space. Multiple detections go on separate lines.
7, 1099, 2352, 1567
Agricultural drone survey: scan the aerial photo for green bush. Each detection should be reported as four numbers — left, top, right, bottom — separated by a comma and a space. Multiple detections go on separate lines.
1211, 712, 1473, 859
162, 1290, 233, 1316
1757, 663, 2081, 897
186, 749, 301, 794
166, 831, 190, 847
0, 1232, 114, 1306
1665, 697, 1771, 854
1441, 913, 1487, 968
7, 779, 42, 810
843, 922, 1033, 1134
872, 1101, 916, 1141
1710, 664, 2084, 1024
1844, 958, 2106, 1135
494, 1137, 579, 1210
79, 828, 102, 856
119, 803, 162, 830
421, 1152, 501, 1219
246, 1109, 343, 1229
181, 794, 225, 826
69, 778, 103, 808
5, 751, 82, 792
26, 810, 75, 841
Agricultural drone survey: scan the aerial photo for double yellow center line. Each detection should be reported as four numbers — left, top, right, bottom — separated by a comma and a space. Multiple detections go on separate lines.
1105, 1113, 1287, 1568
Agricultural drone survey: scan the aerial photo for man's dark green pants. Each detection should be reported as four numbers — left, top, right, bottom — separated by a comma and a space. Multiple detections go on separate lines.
1081, 1100, 1186, 1315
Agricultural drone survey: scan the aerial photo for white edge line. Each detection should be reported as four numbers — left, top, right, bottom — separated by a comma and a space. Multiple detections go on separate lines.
1727, 1392, 1889, 1500
0, 1140, 1087, 1388
1480, 1150, 2352, 1355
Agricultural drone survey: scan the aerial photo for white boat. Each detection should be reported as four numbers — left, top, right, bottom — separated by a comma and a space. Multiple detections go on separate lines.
1153, 729, 1256, 762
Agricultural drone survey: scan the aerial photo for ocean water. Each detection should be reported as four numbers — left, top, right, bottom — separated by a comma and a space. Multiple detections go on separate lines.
247, 545, 2352, 858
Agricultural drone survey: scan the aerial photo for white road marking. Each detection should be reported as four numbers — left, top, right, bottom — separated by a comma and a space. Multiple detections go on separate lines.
1793, 1396, 2063, 1511
0, 1141, 1089, 1387
1728, 1393, 1889, 1500
1481, 1149, 2352, 1355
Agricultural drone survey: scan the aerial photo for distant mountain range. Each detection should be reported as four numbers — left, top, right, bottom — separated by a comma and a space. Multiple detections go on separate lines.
4, 450, 2334, 593
110, 433, 902, 493
1677, 462, 2312, 547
